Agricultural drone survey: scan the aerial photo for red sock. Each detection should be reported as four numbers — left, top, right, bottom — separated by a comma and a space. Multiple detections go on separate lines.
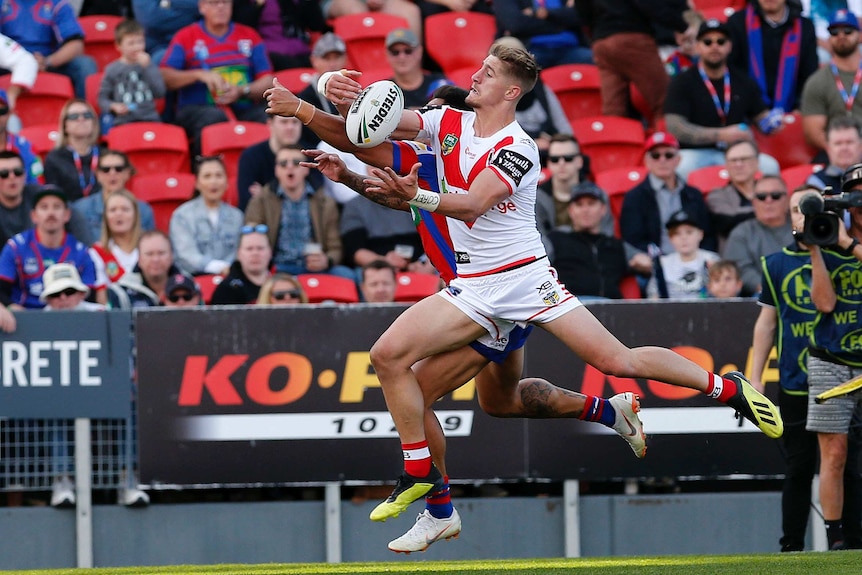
704, 373, 737, 403
402, 440, 432, 477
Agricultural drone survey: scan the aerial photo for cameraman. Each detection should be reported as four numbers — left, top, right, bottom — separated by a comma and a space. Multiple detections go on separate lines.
752, 185, 862, 551
807, 164, 862, 550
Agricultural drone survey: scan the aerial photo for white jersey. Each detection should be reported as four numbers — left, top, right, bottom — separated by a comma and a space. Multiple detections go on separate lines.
416, 106, 545, 277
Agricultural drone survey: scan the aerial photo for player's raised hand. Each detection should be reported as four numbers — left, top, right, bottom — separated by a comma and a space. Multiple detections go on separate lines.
365, 163, 421, 201
264, 77, 299, 116
300, 149, 349, 183
323, 70, 363, 105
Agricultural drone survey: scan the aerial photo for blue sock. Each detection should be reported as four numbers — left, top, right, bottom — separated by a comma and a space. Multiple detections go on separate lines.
425, 477, 453, 519
579, 395, 617, 428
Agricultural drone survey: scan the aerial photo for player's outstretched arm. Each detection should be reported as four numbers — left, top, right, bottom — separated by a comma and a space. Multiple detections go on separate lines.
365, 165, 510, 221
302, 150, 408, 211
265, 78, 401, 170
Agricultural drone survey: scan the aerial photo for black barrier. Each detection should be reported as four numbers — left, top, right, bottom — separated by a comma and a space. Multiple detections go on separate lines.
0, 311, 132, 418
136, 301, 786, 485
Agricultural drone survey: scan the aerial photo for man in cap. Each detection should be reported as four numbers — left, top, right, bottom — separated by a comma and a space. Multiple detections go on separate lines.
41, 262, 103, 311
0, 184, 101, 309
646, 209, 719, 299
620, 131, 716, 257
665, 19, 781, 180
801, 9, 862, 151
164, 272, 202, 308
550, 181, 649, 299
297, 32, 348, 150
385, 28, 450, 110
724, 174, 793, 295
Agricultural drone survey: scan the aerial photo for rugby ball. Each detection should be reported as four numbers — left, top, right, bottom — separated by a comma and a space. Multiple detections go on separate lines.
345, 80, 404, 148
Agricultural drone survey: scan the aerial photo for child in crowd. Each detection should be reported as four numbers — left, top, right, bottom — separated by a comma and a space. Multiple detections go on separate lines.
665, 9, 704, 76
647, 210, 720, 299
98, 19, 166, 131
706, 259, 744, 299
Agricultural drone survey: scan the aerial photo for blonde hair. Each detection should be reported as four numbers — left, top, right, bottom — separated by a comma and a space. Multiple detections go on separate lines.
100, 189, 142, 250
488, 42, 539, 95
257, 273, 308, 304
55, 99, 101, 149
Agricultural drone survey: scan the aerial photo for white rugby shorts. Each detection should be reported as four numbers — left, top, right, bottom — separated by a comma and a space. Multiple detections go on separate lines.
439, 259, 582, 345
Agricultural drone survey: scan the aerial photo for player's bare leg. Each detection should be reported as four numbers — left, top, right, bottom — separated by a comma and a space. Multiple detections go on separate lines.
368, 295, 484, 522
542, 306, 782, 438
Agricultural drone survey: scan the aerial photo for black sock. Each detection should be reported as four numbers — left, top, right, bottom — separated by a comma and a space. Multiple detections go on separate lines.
826, 519, 845, 548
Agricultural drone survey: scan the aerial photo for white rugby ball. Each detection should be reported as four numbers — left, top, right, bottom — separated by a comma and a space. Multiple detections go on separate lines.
345, 80, 404, 148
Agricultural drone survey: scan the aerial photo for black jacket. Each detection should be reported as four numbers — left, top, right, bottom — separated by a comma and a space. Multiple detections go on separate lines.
549, 230, 629, 299
575, 0, 687, 41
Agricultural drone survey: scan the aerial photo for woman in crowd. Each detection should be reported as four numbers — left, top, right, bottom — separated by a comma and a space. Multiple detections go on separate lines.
256, 272, 308, 305
169, 155, 243, 275
45, 99, 102, 202
90, 189, 143, 285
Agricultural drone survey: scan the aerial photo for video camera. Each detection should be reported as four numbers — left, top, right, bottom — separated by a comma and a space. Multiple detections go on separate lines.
798, 163, 862, 246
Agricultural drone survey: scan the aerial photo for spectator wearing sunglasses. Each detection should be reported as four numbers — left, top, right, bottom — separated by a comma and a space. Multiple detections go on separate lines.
210, 224, 273, 305
385, 29, 451, 110
245, 145, 352, 279
801, 9, 862, 152
256, 272, 308, 304
620, 132, 716, 259
0, 150, 92, 247
44, 99, 103, 203
724, 174, 794, 296
170, 155, 243, 275
163, 272, 202, 308
0, 90, 43, 185
73, 149, 156, 242
664, 19, 781, 181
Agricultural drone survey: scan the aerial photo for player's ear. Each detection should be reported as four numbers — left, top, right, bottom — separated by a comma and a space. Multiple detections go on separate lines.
505, 84, 521, 101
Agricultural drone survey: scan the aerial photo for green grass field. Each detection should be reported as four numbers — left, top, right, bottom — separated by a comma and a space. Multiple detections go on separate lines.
8, 553, 862, 575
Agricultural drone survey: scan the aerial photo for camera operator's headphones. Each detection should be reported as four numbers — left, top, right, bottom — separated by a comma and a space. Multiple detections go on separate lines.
841, 163, 862, 192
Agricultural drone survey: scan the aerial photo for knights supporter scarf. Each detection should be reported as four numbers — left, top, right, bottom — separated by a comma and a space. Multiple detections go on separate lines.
746, 4, 802, 111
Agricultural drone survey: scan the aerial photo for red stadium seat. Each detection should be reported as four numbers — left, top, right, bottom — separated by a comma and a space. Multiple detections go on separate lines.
754, 111, 819, 170
698, 6, 738, 22
128, 172, 196, 233
332, 13, 406, 77
394, 272, 441, 303
594, 166, 648, 225
18, 123, 60, 161
424, 13, 496, 78
619, 275, 642, 300
106, 122, 190, 179
571, 116, 646, 175
200, 121, 270, 207
541, 64, 603, 124
297, 274, 360, 303
85, 72, 103, 113
79, 15, 123, 71
0, 72, 73, 129
275, 67, 316, 93
694, 0, 746, 10
686, 165, 730, 195
195, 274, 224, 304
781, 163, 825, 191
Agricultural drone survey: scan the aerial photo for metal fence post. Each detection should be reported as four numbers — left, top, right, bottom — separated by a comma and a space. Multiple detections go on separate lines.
75, 418, 93, 568
564, 479, 581, 558
325, 482, 342, 563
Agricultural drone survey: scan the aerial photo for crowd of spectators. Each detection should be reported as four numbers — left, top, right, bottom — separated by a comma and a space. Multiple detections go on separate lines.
0, 0, 854, 314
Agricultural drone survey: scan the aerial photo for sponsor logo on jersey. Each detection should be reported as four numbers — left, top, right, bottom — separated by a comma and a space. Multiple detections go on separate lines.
23, 257, 39, 275
441, 134, 458, 156
491, 149, 532, 186
455, 252, 471, 264
238, 39, 253, 57
447, 285, 462, 296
